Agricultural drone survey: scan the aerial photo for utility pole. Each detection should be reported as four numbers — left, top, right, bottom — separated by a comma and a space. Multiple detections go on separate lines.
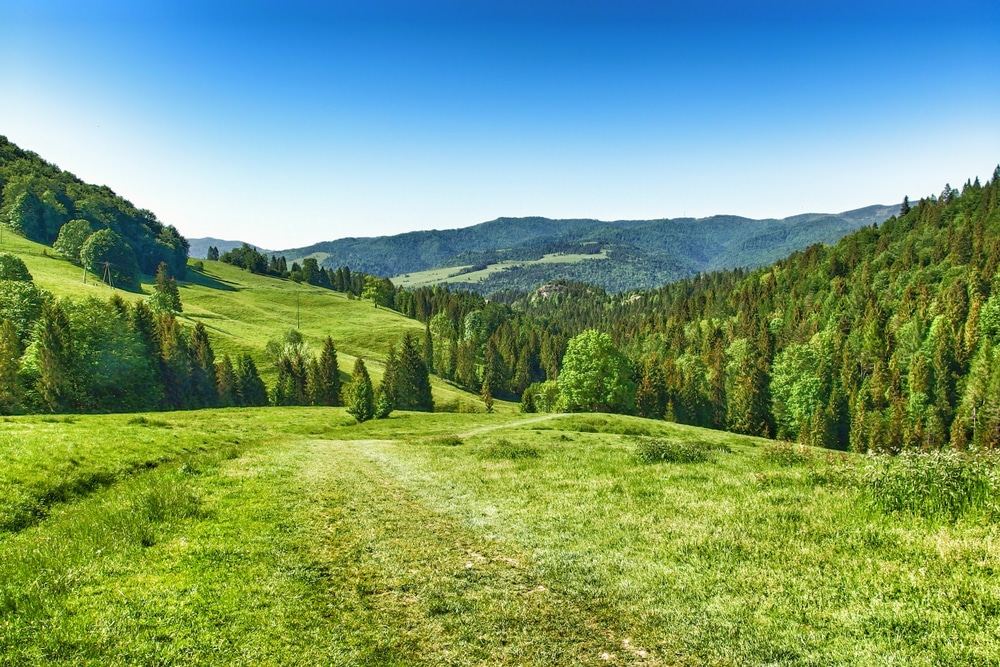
296, 292, 301, 330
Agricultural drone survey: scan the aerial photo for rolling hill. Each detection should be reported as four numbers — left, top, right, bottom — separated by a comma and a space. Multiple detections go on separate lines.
0, 231, 490, 412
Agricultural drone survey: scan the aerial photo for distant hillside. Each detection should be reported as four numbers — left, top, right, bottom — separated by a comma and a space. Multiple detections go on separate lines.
281, 206, 897, 293
188, 237, 272, 259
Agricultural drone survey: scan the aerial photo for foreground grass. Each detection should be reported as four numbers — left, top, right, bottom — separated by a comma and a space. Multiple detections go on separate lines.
2, 410, 998, 665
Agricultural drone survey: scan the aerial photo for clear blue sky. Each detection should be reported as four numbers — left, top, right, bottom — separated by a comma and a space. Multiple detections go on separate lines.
1, 0, 998, 249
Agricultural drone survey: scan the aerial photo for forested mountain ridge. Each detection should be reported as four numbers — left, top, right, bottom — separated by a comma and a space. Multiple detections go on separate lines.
0, 137, 189, 282
277, 206, 896, 294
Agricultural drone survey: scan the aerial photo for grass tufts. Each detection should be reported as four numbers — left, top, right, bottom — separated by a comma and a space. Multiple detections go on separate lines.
761, 441, 812, 466
861, 448, 1000, 523
424, 434, 464, 447
126, 416, 171, 428
633, 436, 720, 464
479, 438, 540, 460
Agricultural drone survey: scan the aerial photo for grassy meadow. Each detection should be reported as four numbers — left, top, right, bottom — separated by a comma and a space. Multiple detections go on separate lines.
2, 409, 998, 665
392, 250, 608, 289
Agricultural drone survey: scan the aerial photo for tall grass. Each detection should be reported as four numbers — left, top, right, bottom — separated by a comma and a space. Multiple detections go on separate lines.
633, 436, 729, 464
862, 448, 1000, 522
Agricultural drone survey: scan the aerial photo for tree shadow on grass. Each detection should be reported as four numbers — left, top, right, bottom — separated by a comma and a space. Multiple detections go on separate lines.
183, 267, 238, 292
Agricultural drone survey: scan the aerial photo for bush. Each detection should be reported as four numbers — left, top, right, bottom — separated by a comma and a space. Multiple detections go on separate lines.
761, 442, 812, 466
421, 435, 463, 447
480, 438, 540, 460
633, 436, 714, 464
862, 449, 1000, 523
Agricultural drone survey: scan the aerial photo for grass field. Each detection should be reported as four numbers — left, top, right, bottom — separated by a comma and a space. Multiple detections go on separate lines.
0, 233, 493, 410
2, 409, 998, 665
392, 250, 608, 289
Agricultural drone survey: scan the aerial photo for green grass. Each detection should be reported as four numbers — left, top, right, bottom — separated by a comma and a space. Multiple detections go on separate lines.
392, 250, 608, 289
2, 409, 998, 665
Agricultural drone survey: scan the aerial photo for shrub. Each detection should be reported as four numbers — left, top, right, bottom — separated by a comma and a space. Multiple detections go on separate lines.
421, 435, 463, 447
861, 448, 1000, 523
762, 441, 812, 466
633, 436, 712, 464
480, 438, 540, 460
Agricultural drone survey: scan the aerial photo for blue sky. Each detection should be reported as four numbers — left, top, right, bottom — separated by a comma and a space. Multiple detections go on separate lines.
1, 1, 998, 249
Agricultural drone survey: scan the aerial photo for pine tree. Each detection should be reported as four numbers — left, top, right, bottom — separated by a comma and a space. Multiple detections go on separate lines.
151, 262, 183, 313
635, 360, 667, 420
347, 358, 374, 423
158, 315, 191, 409
374, 383, 393, 419
480, 338, 504, 401
520, 386, 536, 413
234, 354, 268, 407
381, 343, 399, 408
189, 321, 217, 408
0, 319, 23, 414
33, 300, 75, 412
308, 336, 341, 406
480, 377, 495, 413
216, 354, 237, 407
395, 332, 434, 412
423, 324, 434, 375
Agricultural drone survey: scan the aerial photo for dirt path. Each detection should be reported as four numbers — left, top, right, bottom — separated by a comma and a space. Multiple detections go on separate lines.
457, 412, 567, 438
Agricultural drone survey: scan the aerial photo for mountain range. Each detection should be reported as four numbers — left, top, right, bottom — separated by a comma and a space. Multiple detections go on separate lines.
192, 205, 897, 293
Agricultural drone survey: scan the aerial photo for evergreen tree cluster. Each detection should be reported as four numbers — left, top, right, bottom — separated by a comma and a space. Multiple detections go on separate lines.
217, 243, 392, 300
0, 136, 189, 282
265, 330, 342, 407
0, 255, 268, 414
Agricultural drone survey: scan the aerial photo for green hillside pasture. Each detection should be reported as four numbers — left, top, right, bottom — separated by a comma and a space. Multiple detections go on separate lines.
392, 250, 608, 289
2, 409, 997, 665
1, 237, 490, 410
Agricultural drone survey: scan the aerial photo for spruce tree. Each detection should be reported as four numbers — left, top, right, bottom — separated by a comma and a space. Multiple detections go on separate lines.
234, 354, 268, 407
347, 358, 374, 423
34, 300, 75, 413
189, 321, 217, 408
520, 386, 536, 414
216, 354, 237, 407
153, 262, 183, 313
395, 331, 433, 412
480, 377, 495, 413
423, 324, 434, 375
308, 336, 341, 406
0, 319, 23, 414
374, 383, 393, 419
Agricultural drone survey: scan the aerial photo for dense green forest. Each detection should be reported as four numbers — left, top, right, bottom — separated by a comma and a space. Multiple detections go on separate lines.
273, 207, 894, 293
0, 137, 189, 283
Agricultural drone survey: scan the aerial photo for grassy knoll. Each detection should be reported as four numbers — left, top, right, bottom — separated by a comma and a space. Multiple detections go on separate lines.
2, 409, 998, 665
0, 235, 492, 410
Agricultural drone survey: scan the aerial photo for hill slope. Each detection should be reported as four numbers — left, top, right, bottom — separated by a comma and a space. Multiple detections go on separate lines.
1, 231, 488, 411
280, 206, 897, 293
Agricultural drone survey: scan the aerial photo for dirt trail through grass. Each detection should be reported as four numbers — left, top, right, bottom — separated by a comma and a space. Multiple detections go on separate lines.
456, 413, 566, 437
296, 437, 636, 665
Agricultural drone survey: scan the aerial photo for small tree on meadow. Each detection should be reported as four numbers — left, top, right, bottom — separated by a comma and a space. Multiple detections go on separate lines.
149, 262, 182, 313
347, 358, 374, 423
